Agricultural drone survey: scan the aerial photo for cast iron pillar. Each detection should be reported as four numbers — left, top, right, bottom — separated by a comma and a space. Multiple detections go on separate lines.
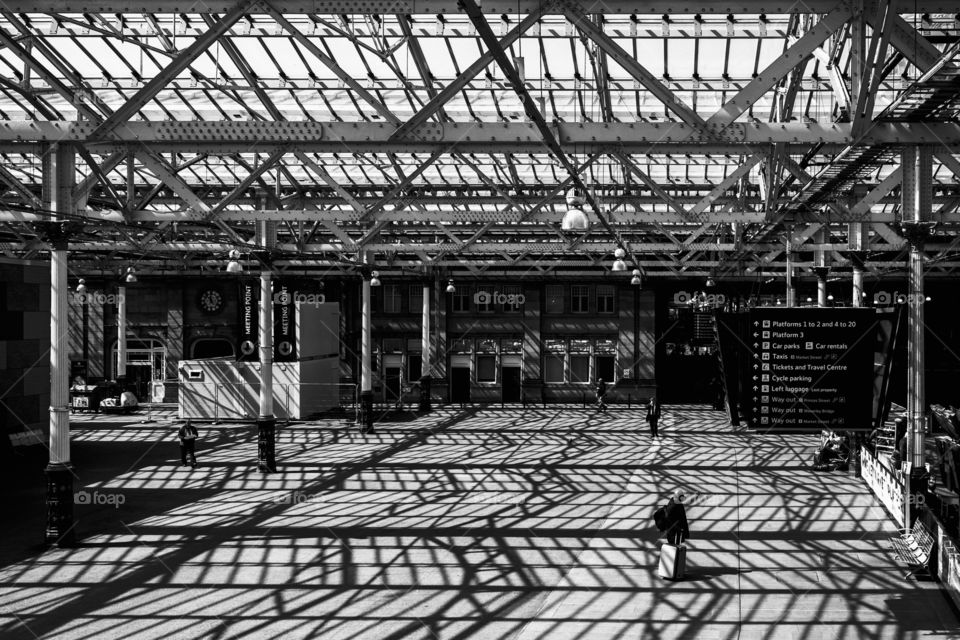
257, 269, 276, 473
785, 233, 796, 307
850, 254, 866, 308
43, 144, 77, 546
901, 145, 934, 524
359, 266, 374, 433
813, 267, 830, 307
117, 284, 127, 384
47, 238, 75, 546
419, 279, 432, 413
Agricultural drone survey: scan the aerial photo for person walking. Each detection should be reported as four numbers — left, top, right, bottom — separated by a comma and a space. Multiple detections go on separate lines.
646, 395, 662, 438
596, 378, 608, 413
178, 420, 199, 467
663, 489, 690, 545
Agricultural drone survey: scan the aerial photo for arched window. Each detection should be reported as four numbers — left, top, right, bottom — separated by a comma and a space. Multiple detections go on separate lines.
190, 338, 236, 359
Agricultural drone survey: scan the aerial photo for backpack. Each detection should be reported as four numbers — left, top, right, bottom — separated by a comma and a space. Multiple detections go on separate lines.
653, 506, 667, 531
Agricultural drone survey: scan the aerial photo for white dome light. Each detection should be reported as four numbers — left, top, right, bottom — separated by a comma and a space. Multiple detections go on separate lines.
561, 208, 590, 231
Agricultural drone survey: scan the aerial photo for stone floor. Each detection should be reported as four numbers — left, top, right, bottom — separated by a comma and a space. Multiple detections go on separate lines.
1, 405, 958, 639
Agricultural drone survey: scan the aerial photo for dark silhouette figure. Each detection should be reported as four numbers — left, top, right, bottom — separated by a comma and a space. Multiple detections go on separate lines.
178, 421, 199, 467
646, 395, 662, 438
596, 378, 608, 413
663, 490, 690, 545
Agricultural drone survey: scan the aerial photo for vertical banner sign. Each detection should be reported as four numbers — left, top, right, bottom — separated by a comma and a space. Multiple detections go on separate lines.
274, 281, 297, 361
238, 279, 258, 361
747, 308, 877, 431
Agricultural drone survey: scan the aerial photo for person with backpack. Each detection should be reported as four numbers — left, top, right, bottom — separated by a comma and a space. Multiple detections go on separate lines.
178, 420, 199, 467
662, 490, 690, 545
653, 490, 692, 580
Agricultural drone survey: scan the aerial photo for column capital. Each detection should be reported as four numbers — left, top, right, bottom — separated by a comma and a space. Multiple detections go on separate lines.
840, 251, 867, 269
812, 266, 830, 281
900, 221, 936, 247
250, 250, 274, 267
37, 221, 82, 249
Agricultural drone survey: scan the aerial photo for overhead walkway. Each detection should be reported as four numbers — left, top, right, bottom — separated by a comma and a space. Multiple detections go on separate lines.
0, 406, 957, 639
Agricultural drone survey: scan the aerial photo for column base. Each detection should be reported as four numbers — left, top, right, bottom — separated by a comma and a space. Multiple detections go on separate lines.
45, 463, 76, 547
359, 391, 375, 433
257, 418, 277, 473
418, 377, 432, 413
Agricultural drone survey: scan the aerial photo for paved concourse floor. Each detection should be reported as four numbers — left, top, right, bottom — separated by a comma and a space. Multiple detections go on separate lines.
0, 406, 957, 639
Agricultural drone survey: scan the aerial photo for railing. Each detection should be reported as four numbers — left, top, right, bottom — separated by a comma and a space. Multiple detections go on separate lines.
860, 445, 907, 528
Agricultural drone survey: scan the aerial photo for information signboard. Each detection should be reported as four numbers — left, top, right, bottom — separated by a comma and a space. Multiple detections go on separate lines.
747, 308, 877, 431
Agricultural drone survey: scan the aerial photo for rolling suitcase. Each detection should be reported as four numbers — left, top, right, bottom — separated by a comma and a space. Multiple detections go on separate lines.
658, 543, 686, 580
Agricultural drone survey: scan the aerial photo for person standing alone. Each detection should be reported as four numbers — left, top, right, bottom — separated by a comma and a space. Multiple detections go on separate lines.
178, 420, 199, 467
646, 395, 662, 438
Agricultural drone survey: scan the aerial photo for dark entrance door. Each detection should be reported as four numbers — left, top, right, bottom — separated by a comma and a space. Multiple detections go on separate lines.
384, 367, 402, 405
450, 367, 471, 403
127, 364, 151, 401
501, 366, 521, 402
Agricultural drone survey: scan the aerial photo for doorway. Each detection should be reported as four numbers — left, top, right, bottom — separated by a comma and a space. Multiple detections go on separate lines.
384, 367, 402, 406
501, 366, 521, 402
450, 367, 471, 403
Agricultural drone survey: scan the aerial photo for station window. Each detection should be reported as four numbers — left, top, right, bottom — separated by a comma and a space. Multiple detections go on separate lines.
596, 338, 617, 382
383, 285, 402, 313
409, 285, 423, 313
407, 353, 422, 381
476, 355, 496, 382
451, 338, 473, 353
597, 285, 615, 313
452, 286, 471, 313
545, 284, 564, 313
503, 284, 523, 313
571, 285, 589, 313
544, 338, 565, 383
476, 285, 494, 313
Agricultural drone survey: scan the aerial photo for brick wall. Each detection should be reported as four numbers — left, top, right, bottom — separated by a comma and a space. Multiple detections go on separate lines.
0, 260, 50, 447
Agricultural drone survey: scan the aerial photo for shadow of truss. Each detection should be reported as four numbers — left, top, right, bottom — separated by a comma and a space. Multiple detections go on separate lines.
0, 407, 957, 640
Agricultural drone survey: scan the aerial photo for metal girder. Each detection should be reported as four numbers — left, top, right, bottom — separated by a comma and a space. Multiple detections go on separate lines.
460, 0, 632, 265
135, 153, 209, 219
88, 0, 257, 140
0, 1, 951, 13
0, 164, 42, 209
614, 152, 690, 219
208, 146, 290, 217
41, 239, 960, 256
567, 11, 705, 130
389, 7, 547, 140
848, 168, 902, 220
688, 156, 762, 220
5, 122, 958, 150
265, 2, 399, 126
295, 151, 364, 213
876, 12, 944, 73
708, 6, 851, 128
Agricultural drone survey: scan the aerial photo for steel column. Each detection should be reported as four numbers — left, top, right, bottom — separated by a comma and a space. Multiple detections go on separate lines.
116, 285, 127, 383
359, 268, 374, 433
419, 280, 432, 413
258, 270, 276, 473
